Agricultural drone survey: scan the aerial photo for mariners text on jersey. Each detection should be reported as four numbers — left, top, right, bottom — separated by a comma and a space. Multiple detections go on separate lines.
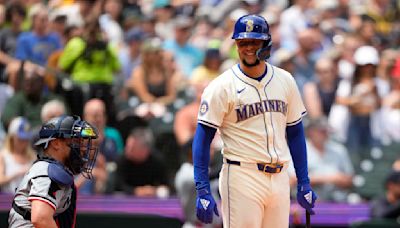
236, 99, 288, 122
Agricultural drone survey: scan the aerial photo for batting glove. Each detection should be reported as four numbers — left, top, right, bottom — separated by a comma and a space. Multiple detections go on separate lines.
195, 184, 219, 224
297, 183, 317, 215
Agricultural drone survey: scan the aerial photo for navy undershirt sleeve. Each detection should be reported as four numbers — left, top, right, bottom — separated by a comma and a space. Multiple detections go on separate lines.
193, 123, 217, 189
286, 121, 310, 185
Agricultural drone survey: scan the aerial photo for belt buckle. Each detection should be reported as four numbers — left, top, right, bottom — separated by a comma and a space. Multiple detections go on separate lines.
264, 164, 283, 173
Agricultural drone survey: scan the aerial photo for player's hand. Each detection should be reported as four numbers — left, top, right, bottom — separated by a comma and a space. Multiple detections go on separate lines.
195, 185, 219, 224
297, 183, 317, 215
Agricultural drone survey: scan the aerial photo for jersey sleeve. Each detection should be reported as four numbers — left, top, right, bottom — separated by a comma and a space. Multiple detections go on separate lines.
197, 78, 229, 129
286, 75, 307, 126
28, 162, 59, 210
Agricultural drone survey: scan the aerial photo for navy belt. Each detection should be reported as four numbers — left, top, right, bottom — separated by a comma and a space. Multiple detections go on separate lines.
226, 159, 283, 173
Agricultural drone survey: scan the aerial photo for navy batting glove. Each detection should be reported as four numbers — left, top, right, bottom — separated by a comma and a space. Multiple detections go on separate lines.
196, 185, 219, 224
297, 183, 317, 215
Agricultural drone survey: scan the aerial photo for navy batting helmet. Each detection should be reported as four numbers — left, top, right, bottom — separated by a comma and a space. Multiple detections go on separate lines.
232, 14, 272, 60
35, 115, 99, 178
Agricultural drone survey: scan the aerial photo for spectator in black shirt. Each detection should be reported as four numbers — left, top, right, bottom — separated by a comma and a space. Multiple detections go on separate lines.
370, 171, 400, 219
114, 127, 170, 198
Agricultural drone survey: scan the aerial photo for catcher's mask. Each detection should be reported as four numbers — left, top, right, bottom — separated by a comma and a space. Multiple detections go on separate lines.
231, 14, 272, 61
35, 115, 99, 179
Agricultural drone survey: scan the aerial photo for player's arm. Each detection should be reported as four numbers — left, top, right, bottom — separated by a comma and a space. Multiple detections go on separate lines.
286, 121, 309, 185
31, 200, 57, 228
193, 123, 216, 188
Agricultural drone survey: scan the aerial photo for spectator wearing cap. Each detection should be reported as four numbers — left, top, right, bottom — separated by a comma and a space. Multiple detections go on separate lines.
0, 117, 35, 193
190, 48, 222, 84
153, 0, 175, 40
370, 171, 400, 219
118, 27, 145, 83
335, 46, 381, 159
288, 117, 354, 202
163, 16, 204, 79
14, 3, 62, 66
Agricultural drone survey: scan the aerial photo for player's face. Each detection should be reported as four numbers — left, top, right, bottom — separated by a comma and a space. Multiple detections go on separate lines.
236, 39, 263, 67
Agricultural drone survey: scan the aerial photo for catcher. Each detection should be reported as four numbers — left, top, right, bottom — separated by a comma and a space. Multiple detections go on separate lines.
8, 115, 98, 228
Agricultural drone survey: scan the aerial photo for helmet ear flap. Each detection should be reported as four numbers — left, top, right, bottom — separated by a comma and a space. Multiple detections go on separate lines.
256, 39, 272, 61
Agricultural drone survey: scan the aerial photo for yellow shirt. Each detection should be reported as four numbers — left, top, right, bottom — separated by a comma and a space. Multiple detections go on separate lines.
190, 66, 220, 84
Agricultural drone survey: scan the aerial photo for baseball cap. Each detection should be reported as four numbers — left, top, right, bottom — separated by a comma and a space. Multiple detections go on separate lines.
8, 117, 33, 140
173, 16, 193, 29
124, 27, 145, 43
354, 46, 379, 66
205, 48, 221, 59
153, 0, 171, 8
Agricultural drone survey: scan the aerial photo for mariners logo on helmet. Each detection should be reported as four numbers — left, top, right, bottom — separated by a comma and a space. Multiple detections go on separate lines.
246, 20, 254, 32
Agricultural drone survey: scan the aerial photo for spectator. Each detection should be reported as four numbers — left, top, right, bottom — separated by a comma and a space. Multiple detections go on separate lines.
381, 57, 400, 143
0, 2, 26, 78
58, 18, 121, 120
335, 46, 381, 157
163, 16, 204, 79
303, 57, 339, 119
290, 117, 354, 202
14, 3, 61, 66
153, 0, 175, 40
99, 0, 124, 48
1, 66, 65, 129
292, 28, 321, 87
118, 27, 145, 84
83, 98, 124, 162
128, 37, 177, 118
370, 171, 400, 219
190, 48, 223, 84
0, 117, 35, 193
40, 99, 66, 123
114, 127, 169, 197
279, 0, 311, 51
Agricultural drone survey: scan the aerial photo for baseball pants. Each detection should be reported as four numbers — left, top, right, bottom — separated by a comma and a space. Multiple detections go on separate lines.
219, 160, 290, 228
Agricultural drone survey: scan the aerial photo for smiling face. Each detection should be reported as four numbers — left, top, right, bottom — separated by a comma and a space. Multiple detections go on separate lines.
235, 39, 264, 67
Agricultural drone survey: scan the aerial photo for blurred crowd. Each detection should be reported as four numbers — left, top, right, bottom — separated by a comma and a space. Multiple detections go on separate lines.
0, 0, 399, 226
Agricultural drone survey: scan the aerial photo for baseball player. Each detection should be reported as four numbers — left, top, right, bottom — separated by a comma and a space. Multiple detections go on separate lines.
8, 115, 98, 228
193, 14, 317, 227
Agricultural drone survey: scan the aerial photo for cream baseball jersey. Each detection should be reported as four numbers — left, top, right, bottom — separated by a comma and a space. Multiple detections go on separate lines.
198, 63, 306, 164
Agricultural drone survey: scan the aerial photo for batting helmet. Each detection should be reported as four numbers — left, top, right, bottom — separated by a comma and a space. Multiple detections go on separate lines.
35, 115, 99, 178
232, 14, 272, 60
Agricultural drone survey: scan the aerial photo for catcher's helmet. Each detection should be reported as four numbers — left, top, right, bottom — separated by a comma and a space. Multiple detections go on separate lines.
232, 14, 272, 60
35, 115, 99, 178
